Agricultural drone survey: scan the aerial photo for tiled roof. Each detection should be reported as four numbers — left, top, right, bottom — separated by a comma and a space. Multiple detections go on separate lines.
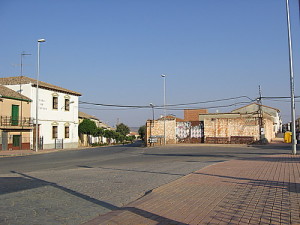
158, 115, 185, 122
0, 76, 81, 96
78, 111, 98, 120
0, 85, 31, 101
79, 111, 113, 129
232, 103, 280, 113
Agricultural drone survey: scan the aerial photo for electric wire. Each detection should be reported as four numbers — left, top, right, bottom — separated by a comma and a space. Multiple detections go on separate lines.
79, 96, 255, 109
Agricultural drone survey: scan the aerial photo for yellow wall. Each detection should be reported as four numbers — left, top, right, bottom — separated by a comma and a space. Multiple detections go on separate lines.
0, 98, 31, 118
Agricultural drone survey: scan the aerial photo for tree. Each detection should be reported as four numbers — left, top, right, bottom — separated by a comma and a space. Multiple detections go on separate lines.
95, 127, 105, 137
126, 135, 135, 143
138, 125, 146, 140
78, 119, 97, 135
116, 123, 130, 136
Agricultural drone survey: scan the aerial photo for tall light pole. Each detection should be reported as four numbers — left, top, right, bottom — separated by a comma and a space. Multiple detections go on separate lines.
150, 103, 155, 122
36, 39, 46, 152
161, 74, 166, 145
149, 103, 155, 146
285, 0, 297, 155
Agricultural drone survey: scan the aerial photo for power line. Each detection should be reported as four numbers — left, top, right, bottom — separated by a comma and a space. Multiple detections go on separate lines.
79, 95, 255, 109
79, 100, 255, 111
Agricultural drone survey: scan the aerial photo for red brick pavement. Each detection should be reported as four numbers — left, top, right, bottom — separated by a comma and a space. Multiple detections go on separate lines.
83, 154, 300, 225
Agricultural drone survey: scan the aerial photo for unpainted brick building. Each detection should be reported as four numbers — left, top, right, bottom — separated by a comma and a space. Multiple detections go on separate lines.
199, 113, 275, 144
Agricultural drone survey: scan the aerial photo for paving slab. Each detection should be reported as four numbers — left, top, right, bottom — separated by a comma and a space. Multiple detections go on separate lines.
83, 154, 300, 225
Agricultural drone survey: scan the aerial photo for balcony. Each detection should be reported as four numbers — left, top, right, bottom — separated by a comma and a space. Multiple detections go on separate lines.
0, 116, 34, 129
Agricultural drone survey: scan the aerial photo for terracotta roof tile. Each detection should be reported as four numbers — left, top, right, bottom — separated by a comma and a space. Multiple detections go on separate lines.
0, 76, 81, 96
78, 111, 98, 120
0, 85, 31, 101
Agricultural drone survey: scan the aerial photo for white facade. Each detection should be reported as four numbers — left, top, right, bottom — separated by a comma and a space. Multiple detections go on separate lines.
4, 83, 80, 149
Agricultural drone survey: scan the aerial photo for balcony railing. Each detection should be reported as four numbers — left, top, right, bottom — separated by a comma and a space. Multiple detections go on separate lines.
0, 116, 34, 127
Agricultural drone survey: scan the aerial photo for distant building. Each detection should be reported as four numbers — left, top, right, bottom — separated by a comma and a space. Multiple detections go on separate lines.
231, 103, 282, 134
184, 109, 208, 121
78, 111, 113, 146
145, 104, 279, 146
199, 112, 275, 144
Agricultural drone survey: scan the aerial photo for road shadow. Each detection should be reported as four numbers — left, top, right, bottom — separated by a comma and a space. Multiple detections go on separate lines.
5, 171, 187, 225
77, 165, 186, 176
0, 177, 47, 195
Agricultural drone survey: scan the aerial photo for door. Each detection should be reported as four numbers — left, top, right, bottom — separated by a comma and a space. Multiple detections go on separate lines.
11, 105, 19, 126
13, 135, 21, 149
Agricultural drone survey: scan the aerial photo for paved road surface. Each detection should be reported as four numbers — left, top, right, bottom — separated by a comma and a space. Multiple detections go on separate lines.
0, 142, 290, 225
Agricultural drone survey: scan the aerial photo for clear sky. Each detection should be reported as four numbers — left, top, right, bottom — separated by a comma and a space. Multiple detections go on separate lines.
0, 0, 299, 128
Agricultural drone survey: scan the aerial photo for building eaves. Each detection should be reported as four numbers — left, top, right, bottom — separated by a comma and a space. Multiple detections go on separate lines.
0, 76, 81, 96
0, 85, 31, 102
232, 103, 280, 113
78, 111, 98, 120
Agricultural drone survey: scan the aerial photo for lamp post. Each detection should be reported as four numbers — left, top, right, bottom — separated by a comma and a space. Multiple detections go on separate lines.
35, 39, 46, 152
150, 103, 155, 122
285, 0, 297, 155
149, 103, 155, 146
161, 74, 166, 145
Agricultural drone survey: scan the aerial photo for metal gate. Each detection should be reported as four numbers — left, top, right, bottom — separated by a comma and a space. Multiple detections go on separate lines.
55, 138, 64, 149
176, 121, 204, 143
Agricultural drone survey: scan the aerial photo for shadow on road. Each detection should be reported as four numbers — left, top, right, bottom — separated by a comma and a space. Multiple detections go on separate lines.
77, 165, 186, 176
5, 170, 187, 225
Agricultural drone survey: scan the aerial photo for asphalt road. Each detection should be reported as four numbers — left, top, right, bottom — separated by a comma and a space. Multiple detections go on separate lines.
0, 142, 293, 225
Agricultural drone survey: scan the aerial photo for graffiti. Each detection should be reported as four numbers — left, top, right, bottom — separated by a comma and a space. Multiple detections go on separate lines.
176, 121, 204, 143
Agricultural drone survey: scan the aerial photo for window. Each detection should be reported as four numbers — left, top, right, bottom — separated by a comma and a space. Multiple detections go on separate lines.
53, 96, 58, 110
65, 126, 69, 138
65, 99, 70, 111
52, 126, 58, 139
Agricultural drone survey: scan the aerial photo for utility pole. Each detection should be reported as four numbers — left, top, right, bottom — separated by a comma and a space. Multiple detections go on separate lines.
19, 52, 31, 149
285, 0, 297, 154
257, 85, 264, 141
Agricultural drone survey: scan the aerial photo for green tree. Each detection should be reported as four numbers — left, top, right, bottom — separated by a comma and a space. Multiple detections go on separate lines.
116, 123, 130, 136
126, 135, 135, 143
138, 125, 146, 140
78, 119, 97, 135
104, 130, 114, 139
96, 127, 105, 137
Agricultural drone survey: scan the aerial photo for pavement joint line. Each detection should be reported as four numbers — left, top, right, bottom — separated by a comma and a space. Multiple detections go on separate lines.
83, 154, 300, 225
206, 158, 271, 224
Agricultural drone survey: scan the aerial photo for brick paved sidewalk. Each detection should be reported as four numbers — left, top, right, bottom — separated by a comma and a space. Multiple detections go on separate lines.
83, 154, 300, 225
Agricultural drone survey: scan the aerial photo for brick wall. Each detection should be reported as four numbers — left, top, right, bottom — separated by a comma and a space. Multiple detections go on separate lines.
184, 109, 208, 121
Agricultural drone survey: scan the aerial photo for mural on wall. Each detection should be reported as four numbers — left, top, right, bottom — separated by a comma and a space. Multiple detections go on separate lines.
176, 121, 204, 143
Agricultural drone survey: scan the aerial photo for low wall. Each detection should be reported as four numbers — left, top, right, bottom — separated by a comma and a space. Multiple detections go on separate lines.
206, 136, 254, 144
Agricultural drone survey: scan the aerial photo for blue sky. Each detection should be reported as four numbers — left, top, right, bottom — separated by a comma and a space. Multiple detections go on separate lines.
0, 0, 299, 127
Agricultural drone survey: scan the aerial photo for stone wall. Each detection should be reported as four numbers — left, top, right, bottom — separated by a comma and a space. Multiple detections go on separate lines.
146, 119, 176, 146
204, 115, 275, 143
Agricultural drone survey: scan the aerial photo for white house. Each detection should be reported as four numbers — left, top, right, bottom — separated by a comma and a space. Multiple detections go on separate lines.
0, 76, 81, 149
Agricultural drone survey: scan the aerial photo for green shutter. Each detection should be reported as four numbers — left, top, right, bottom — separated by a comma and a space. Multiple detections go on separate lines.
11, 105, 19, 126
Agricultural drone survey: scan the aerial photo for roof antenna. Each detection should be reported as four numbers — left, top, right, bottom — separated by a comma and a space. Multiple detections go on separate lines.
20, 51, 31, 94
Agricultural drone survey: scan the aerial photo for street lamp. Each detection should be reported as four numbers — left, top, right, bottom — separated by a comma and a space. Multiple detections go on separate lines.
149, 103, 155, 146
285, 0, 297, 154
35, 38, 46, 152
150, 103, 155, 122
161, 74, 166, 145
